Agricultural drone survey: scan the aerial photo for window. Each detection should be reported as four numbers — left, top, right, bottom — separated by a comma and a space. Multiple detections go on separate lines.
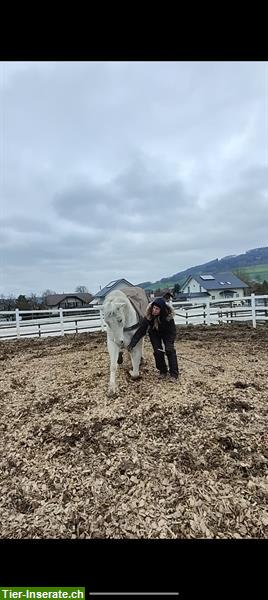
65, 301, 77, 308
200, 275, 215, 280
226, 281, 231, 285
187, 286, 190, 294
199, 285, 202, 292
212, 296, 215, 300
219, 282, 225, 285
236, 293, 239, 298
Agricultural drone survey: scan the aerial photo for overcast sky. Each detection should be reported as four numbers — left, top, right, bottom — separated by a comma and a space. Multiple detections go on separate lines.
1, 61, 267, 296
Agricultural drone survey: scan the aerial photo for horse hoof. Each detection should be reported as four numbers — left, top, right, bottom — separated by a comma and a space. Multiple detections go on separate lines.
117, 352, 123, 365
128, 370, 140, 380
107, 389, 118, 398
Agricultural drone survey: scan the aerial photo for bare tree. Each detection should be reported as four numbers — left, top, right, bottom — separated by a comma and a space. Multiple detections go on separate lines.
42, 289, 56, 298
75, 286, 89, 293
1, 294, 16, 311
28, 293, 41, 309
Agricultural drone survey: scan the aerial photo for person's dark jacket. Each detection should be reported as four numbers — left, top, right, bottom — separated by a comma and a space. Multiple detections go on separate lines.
128, 298, 176, 350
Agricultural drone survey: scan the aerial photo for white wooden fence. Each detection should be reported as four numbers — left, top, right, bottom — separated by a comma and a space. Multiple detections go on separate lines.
0, 294, 267, 341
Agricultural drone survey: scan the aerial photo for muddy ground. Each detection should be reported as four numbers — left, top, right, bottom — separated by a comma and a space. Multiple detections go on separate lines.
0, 323, 267, 538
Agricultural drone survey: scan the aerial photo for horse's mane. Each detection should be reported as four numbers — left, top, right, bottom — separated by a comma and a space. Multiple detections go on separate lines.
103, 290, 131, 317
104, 290, 128, 305
105, 290, 127, 300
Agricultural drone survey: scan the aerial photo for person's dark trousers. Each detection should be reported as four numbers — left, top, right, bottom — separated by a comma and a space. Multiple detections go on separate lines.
163, 335, 179, 378
149, 330, 168, 374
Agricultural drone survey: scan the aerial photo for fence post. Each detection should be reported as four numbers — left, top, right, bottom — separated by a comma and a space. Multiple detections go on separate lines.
206, 300, 211, 326
251, 293, 256, 328
15, 309, 20, 338
264, 297, 268, 318
99, 307, 105, 332
59, 308, 65, 336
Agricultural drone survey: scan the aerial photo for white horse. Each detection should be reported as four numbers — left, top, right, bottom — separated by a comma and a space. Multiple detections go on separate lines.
102, 290, 144, 396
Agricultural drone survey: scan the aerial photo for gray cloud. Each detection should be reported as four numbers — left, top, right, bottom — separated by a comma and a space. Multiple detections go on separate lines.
52, 157, 197, 236
1, 215, 52, 234
1, 61, 267, 296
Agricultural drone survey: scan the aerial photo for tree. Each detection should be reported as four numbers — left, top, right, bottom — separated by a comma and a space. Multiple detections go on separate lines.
28, 293, 41, 310
262, 280, 268, 293
42, 289, 56, 299
75, 286, 89, 293
0, 294, 5, 310
173, 283, 181, 294
16, 295, 31, 310
1, 294, 16, 311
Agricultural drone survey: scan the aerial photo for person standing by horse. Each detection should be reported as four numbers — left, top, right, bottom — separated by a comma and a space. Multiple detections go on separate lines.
127, 297, 179, 380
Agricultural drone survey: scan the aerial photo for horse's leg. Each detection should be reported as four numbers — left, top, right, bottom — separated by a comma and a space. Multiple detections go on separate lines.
107, 337, 120, 396
129, 340, 142, 379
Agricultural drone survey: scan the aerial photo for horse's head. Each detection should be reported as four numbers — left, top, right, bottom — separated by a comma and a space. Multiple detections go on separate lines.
103, 300, 126, 348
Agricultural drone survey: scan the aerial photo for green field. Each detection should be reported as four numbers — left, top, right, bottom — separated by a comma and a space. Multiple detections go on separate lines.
145, 276, 188, 291
234, 264, 268, 283
147, 264, 268, 291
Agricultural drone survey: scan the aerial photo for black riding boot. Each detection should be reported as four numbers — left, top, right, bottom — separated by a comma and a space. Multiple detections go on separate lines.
149, 330, 168, 375
153, 350, 168, 375
166, 350, 179, 379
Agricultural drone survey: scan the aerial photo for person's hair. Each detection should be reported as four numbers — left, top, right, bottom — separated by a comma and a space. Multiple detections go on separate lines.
146, 301, 170, 320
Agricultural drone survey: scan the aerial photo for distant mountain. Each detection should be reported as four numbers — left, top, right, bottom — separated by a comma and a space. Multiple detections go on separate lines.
137, 247, 268, 290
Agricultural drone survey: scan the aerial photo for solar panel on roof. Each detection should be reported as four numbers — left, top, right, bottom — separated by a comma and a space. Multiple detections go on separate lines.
200, 275, 215, 280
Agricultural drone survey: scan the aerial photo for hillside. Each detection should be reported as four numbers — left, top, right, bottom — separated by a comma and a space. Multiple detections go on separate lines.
137, 247, 268, 290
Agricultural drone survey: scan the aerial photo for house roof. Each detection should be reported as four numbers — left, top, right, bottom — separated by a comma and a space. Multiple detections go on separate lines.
93, 279, 134, 299
45, 293, 93, 306
181, 272, 249, 291
153, 288, 174, 297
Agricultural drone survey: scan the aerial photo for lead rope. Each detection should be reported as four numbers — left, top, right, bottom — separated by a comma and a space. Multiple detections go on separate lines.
157, 348, 224, 372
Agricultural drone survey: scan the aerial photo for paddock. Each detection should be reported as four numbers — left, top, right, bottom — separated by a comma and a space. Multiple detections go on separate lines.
0, 324, 267, 538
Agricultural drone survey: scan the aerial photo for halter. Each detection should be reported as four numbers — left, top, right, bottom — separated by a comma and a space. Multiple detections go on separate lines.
123, 316, 142, 332
123, 314, 143, 332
